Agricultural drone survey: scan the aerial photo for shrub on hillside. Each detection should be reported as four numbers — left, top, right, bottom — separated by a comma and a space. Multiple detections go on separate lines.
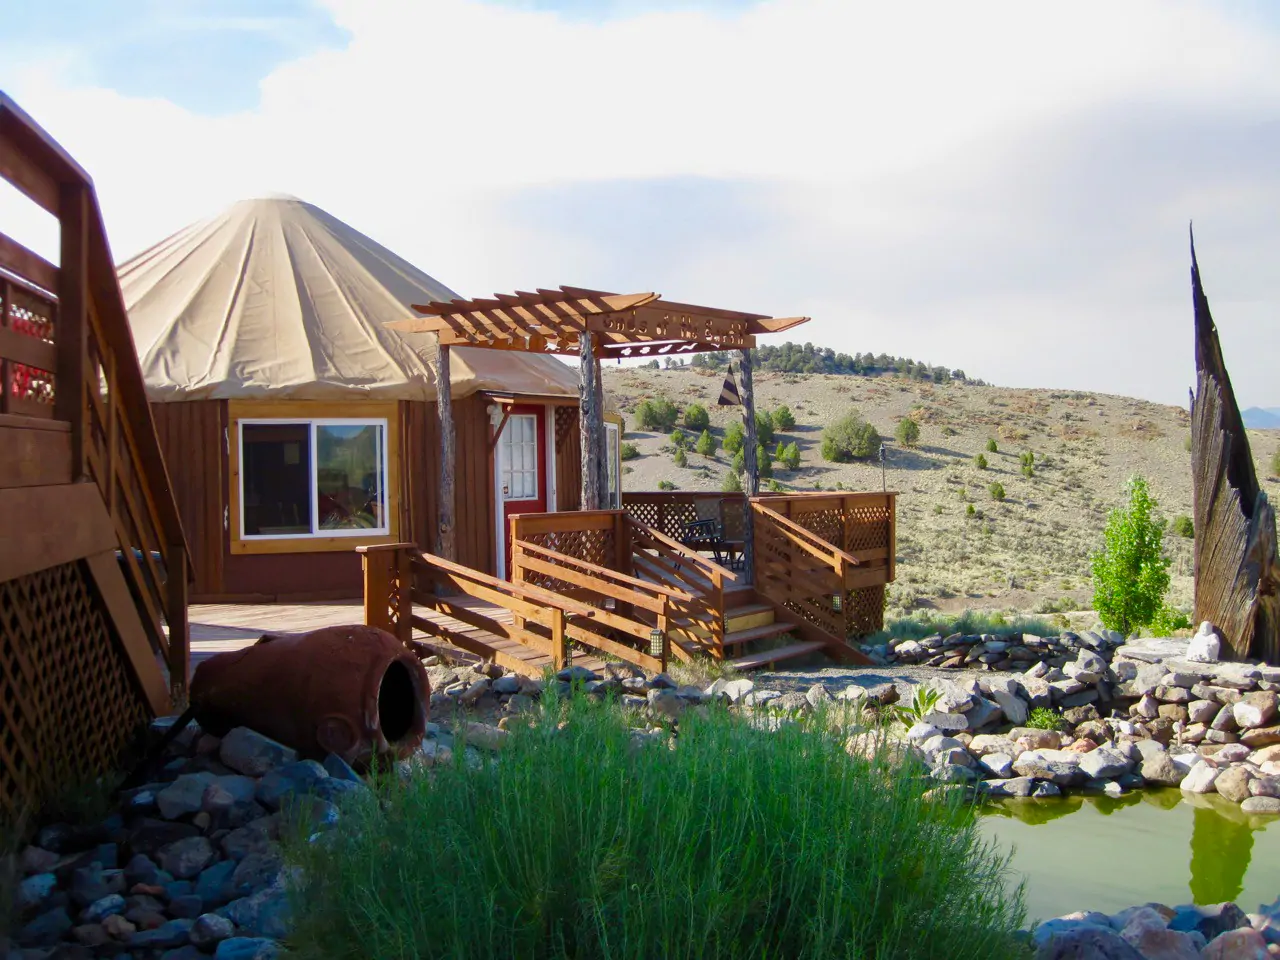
683, 403, 710, 431
1272, 449, 1280, 478
755, 413, 776, 447
779, 441, 801, 470
986, 438, 998, 453
673, 447, 688, 468
657, 479, 677, 491
286, 696, 1027, 960
989, 483, 1005, 502
974, 453, 988, 470
895, 417, 920, 447
821, 412, 880, 462
1090, 475, 1172, 636
1172, 515, 1194, 539
724, 420, 746, 454
620, 442, 640, 461
670, 428, 687, 449
635, 397, 679, 432
694, 429, 717, 457
771, 405, 796, 431
722, 470, 743, 493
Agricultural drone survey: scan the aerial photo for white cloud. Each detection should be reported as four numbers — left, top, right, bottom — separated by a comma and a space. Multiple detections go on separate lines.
2, 0, 1278, 405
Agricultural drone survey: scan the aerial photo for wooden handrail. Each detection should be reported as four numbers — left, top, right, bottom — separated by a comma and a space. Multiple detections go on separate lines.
751, 501, 862, 574
515, 538, 695, 602
624, 515, 728, 584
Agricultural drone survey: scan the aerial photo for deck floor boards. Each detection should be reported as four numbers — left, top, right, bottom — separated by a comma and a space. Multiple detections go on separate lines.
184, 598, 604, 679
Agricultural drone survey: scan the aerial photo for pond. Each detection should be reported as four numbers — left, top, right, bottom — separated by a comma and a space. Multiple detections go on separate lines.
979, 789, 1280, 923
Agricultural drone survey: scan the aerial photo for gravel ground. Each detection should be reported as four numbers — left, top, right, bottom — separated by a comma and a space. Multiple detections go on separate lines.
752, 661, 993, 703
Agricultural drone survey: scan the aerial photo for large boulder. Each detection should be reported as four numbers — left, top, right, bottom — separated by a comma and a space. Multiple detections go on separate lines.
1013, 750, 1086, 786
1214, 766, 1254, 804
1141, 753, 1184, 787
1233, 692, 1278, 730
1119, 908, 1202, 960
1079, 748, 1132, 781
1036, 927, 1145, 960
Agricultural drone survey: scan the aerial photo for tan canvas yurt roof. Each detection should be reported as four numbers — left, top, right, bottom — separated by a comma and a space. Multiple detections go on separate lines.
117, 197, 581, 402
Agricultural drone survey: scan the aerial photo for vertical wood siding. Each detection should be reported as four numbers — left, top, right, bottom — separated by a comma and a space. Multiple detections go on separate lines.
150, 400, 226, 597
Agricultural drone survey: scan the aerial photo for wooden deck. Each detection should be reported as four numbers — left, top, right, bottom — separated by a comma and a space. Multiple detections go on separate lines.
186, 599, 605, 679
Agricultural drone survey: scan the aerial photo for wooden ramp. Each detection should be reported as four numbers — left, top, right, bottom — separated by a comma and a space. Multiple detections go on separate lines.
187, 598, 605, 678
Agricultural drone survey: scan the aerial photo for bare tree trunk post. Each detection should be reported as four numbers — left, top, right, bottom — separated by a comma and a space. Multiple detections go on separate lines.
436, 344, 456, 561
739, 347, 758, 579
594, 358, 610, 506
580, 330, 602, 511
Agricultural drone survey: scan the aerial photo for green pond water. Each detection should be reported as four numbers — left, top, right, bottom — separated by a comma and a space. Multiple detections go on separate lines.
979, 789, 1280, 923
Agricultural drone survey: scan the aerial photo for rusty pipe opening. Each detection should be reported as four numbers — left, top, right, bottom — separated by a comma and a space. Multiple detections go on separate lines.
377, 659, 419, 746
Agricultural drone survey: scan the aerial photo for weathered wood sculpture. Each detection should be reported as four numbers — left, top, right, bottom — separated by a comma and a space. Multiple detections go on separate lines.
1189, 233, 1280, 663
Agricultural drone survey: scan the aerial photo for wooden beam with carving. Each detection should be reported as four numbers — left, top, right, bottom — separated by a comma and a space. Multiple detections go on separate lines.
1189, 234, 1280, 663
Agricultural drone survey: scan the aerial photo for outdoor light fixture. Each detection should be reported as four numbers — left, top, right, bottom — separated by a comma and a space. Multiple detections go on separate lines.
649, 628, 665, 657
487, 403, 505, 430
831, 593, 843, 612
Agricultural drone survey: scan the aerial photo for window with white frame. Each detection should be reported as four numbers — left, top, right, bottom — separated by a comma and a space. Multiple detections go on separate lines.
605, 422, 621, 508
239, 419, 389, 538
500, 414, 539, 500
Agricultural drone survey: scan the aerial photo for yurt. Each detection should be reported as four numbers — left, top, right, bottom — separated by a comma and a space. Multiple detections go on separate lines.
119, 197, 616, 601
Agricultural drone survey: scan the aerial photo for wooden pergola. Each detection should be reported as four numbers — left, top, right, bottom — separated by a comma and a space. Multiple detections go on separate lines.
386, 285, 810, 567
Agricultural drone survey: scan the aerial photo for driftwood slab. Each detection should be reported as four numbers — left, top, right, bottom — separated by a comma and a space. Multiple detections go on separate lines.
1189, 234, 1280, 663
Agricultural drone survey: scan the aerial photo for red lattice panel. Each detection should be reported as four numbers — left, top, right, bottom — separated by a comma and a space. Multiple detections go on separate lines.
0, 562, 150, 829
5, 284, 57, 412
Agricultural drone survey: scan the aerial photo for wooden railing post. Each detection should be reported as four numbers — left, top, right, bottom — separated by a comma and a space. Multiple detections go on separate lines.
56, 183, 88, 479
551, 607, 567, 670
394, 545, 412, 645
361, 545, 395, 634
166, 543, 189, 705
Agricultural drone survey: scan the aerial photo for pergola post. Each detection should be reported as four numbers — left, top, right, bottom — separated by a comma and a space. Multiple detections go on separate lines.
436, 344, 456, 560
738, 346, 758, 577
579, 330, 604, 510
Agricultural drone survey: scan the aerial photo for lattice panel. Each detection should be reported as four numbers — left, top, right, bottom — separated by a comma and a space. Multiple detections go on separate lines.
622, 501, 660, 530
847, 505, 891, 552
789, 507, 843, 548
5, 284, 57, 411
554, 406, 576, 453
518, 529, 615, 596
845, 585, 885, 636
0, 562, 151, 828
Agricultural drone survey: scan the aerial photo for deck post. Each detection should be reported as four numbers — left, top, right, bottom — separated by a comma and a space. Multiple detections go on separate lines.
56, 183, 88, 480
166, 544, 189, 705
361, 546, 394, 634
435, 344, 456, 560
738, 347, 758, 577
579, 330, 603, 510
551, 607, 567, 670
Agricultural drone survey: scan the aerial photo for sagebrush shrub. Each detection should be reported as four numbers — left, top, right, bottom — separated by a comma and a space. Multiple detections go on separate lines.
694, 429, 717, 457
895, 417, 920, 447
771, 405, 796, 431
683, 403, 710, 431
635, 397, 679, 431
821, 412, 880, 462
975, 453, 988, 470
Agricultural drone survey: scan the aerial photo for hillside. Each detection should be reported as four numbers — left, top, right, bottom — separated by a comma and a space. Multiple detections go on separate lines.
604, 365, 1280, 624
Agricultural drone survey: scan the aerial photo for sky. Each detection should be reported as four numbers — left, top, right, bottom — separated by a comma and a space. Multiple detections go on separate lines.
1, 0, 1277, 408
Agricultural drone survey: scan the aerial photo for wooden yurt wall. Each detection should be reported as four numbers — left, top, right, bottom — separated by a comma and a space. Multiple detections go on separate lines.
151, 401, 227, 597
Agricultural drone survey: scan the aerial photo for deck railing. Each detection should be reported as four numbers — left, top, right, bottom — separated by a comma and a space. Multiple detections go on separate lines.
359, 543, 603, 675
751, 492, 895, 637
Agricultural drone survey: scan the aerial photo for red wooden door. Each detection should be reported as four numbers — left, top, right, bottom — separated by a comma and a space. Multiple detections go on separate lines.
499, 405, 548, 577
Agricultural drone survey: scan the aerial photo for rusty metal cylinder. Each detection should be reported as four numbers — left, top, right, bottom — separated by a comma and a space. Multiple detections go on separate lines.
190, 624, 430, 766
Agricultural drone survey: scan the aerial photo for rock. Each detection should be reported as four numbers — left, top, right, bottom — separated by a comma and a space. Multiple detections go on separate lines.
129, 917, 195, 949
1241, 796, 1280, 814
647, 689, 685, 719
1202, 927, 1270, 959
1159, 704, 1190, 723
983, 777, 1035, 797
991, 690, 1029, 726
1141, 753, 1185, 787
1253, 745, 1280, 765
221, 821, 274, 861
1121, 907, 1203, 960
1187, 621, 1222, 662
156, 773, 218, 820
969, 734, 1016, 757
1070, 651, 1109, 685
321, 753, 363, 783
906, 722, 940, 742
1135, 695, 1161, 719
865, 683, 900, 705
1235, 693, 1279, 730
103, 913, 137, 939
1157, 686, 1194, 704
919, 735, 964, 756
256, 760, 329, 810
1216, 766, 1256, 804
1240, 726, 1280, 749
492, 675, 521, 695
221, 883, 290, 938
1080, 748, 1132, 780
215, 937, 281, 960
162, 946, 208, 960
196, 859, 238, 907
16, 871, 59, 912
1013, 750, 1086, 786
1009, 728, 1062, 751
170, 893, 205, 919
1037, 927, 1145, 959
231, 850, 283, 898
1251, 777, 1280, 798
1170, 902, 1249, 941
16, 905, 72, 946
79, 893, 126, 923
219, 728, 297, 777
922, 711, 969, 734
157, 837, 215, 880
980, 753, 1015, 778
1190, 700, 1223, 725
190, 913, 236, 949
1181, 763, 1221, 794
722, 678, 754, 702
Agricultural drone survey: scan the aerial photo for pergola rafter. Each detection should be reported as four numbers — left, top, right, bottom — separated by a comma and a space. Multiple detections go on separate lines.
386, 284, 810, 572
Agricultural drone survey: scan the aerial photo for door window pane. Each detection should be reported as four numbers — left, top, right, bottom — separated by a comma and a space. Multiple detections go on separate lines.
316, 423, 386, 530
502, 415, 539, 501
242, 424, 311, 535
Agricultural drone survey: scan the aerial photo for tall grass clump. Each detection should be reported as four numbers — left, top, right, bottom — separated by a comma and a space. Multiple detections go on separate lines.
285, 697, 1026, 960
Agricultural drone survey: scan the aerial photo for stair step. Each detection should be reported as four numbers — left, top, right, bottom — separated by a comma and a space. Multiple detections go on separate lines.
728, 640, 829, 671
722, 584, 755, 604
725, 602, 772, 619
721, 621, 795, 648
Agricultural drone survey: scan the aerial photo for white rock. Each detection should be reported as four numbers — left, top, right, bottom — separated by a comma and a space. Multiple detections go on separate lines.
722, 679, 754, 703
990, 690, 1029, 726
1180, 762, 1220, 794
1187, 622, 1222, 663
